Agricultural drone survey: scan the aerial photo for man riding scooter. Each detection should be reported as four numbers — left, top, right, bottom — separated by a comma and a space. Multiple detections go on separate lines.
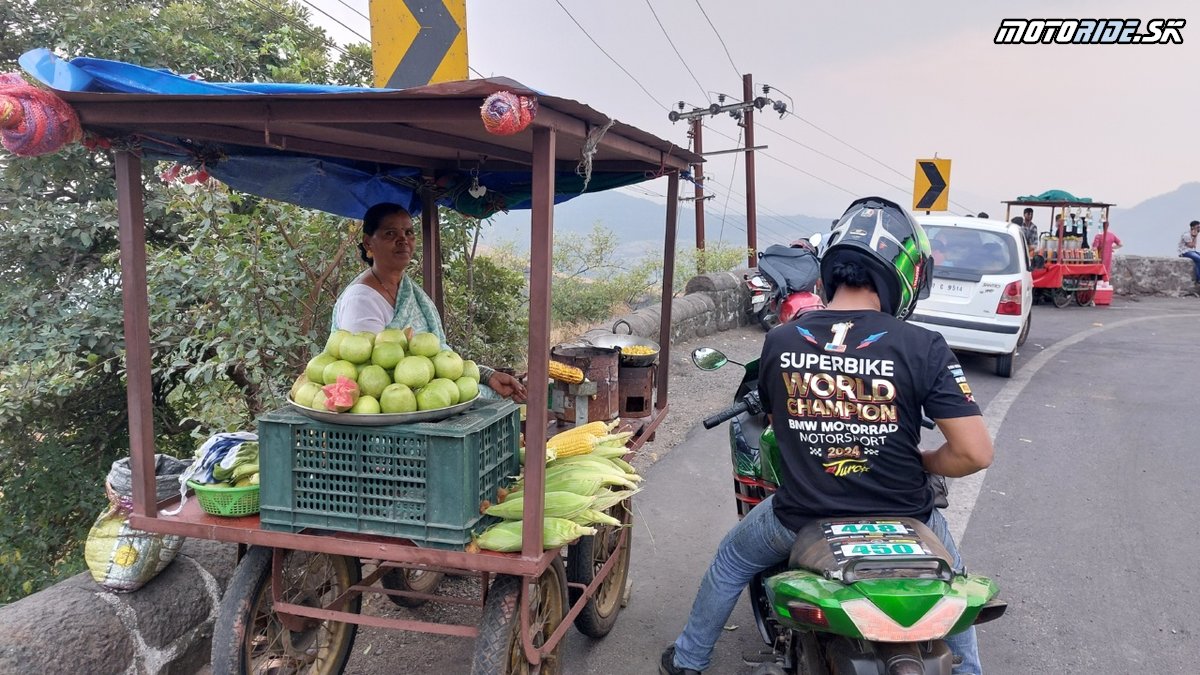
661, 197, 995, 674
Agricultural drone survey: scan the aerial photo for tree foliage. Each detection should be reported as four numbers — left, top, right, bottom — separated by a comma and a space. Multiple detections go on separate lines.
0, 0, 373, 602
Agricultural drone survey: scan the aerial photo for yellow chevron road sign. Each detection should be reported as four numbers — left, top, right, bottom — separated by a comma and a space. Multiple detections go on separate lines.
370, 0, 468, 89
912, 158, 951, 212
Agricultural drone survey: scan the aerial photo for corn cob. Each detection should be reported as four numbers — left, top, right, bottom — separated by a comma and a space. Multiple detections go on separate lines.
572, 509, 622, 527
519, 445, 558, 465
595, 431, 633, 448
503, 476, 606, 503
591, 489, 637, 512
475, 518, 598, 552
589, 446, 629, 460
547, 457, 643, 482
547, 420, 619, 445
548, 360, 585, 384
547, 432, 628, 458
609, 457, 637, 475
485, 491, 595, 521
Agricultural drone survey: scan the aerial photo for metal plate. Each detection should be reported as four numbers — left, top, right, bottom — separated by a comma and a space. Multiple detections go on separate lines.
286, 397, 477, 426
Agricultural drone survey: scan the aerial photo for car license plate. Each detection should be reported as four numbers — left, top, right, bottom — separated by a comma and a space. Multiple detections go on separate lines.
934, 280, 970, 298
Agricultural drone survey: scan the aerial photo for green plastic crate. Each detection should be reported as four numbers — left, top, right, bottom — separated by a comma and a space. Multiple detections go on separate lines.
257, 399, 520, 549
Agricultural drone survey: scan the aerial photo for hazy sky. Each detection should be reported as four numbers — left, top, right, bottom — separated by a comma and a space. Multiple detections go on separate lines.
307, 0, 1197, 224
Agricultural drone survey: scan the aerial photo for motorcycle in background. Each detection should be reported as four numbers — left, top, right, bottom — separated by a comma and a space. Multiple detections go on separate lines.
690, 347, 1006, 675
748, 233, 823, 331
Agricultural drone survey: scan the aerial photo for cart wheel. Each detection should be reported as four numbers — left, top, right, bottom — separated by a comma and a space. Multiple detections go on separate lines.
381, 567, 445, 608
995, 351, 1014, 378
566, 500, 633, 638
471, 556, 568, 675
1075, 289, 1095, 306
211, 546, 360, 675
1051, 289, 1072, 308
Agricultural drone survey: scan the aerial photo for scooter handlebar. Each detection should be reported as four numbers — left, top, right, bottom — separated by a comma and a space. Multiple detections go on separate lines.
703, 400, 751, 429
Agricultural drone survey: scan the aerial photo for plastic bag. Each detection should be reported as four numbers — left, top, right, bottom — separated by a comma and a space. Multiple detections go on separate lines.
84, 455, 189, 593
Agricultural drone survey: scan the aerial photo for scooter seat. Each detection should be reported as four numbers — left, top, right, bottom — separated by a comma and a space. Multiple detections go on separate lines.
787, 517, 955, 581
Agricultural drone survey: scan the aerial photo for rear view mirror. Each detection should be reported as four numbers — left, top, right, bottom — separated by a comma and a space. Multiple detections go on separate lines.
691, 348, 728, 371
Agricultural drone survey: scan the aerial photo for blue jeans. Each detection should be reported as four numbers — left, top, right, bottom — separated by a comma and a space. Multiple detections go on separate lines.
671, 495, 983, 674
1182, 251, 1200, 282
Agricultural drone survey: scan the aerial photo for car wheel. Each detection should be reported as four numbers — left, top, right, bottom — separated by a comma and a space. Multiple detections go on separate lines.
1017, 314, 1031, 347
995, 351, 1014, 378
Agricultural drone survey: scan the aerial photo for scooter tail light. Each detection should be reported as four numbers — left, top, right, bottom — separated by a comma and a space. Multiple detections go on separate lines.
841, 596, 967, 642
785, 600, 829, 628
997, 280, 1022, 316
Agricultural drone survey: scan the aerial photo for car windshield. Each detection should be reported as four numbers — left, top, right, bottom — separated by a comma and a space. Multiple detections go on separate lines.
926, 225, 1019, 276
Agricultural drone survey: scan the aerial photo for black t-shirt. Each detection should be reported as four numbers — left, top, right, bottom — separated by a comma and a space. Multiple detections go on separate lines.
757, 309, 981, 530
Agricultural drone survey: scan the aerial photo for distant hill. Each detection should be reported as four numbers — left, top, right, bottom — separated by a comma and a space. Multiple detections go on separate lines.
1109, 183, 1200, 256
480, 183, 1199, 260
482, 190, 833, 260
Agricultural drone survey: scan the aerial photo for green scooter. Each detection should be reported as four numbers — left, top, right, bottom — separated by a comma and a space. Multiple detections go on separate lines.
691, 347, 1006, 675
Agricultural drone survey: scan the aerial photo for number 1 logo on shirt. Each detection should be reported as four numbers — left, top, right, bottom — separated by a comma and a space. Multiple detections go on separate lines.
825, 322, 853, 353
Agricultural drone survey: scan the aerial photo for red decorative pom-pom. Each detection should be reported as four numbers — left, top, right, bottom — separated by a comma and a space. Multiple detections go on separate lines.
480, 91, 537, 136
0, 72, 82, 156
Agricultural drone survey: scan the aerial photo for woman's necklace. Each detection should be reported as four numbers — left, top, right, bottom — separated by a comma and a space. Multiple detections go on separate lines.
370, 268, 398, 306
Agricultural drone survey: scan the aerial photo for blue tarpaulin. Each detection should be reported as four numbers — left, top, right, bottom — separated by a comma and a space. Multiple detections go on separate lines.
18, 49, 663, 219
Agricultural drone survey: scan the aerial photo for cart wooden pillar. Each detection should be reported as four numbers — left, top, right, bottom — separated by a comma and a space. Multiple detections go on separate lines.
520, 125, 556, 558
115, 150, 158, 518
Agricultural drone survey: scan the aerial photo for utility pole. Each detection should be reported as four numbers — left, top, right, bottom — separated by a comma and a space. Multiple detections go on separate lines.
742, 73, 758, 268
691, 117, 706, 272
667, 78, 782, 271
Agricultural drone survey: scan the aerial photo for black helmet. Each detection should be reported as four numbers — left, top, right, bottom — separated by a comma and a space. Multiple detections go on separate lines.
820, 196, 933, 320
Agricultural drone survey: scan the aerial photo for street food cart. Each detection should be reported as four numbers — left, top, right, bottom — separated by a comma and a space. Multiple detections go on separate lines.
1004, 193, 1113, 307
15, 49, 701, 673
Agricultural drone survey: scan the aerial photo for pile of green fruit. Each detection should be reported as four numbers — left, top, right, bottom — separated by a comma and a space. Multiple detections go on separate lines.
290, 327, 482, 414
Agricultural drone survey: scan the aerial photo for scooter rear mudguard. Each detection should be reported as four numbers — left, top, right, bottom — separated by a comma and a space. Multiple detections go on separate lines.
764, 517, 1000, 642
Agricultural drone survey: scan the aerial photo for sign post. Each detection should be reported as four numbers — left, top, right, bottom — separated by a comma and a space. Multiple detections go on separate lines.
370, 0, 468, 89
912, 158, 951, 212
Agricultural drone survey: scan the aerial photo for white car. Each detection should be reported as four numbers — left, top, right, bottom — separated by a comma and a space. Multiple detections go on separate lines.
911, 215, 1033, 378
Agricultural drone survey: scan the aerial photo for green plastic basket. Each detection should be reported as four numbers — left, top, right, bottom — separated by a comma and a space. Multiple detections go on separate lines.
188, 480, 261, 517
257, 399, 520, 549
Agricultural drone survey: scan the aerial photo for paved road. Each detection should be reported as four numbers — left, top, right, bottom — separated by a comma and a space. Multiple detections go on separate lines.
343, 297, 1200, 674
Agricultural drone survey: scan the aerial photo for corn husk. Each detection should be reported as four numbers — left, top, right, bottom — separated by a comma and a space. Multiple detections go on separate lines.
590, 489, 637, 512
485, 491, 595, 521
475, 518, 598, 552
572, 509, 622, 527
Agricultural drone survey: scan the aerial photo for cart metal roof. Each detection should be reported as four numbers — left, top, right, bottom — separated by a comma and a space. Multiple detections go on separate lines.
21, 49, 701, 219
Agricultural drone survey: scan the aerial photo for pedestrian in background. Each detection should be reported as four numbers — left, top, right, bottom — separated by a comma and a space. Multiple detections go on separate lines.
1091, 221, 1122, 276
1180, 220, 1200, 283
1020, 208, 1038, 249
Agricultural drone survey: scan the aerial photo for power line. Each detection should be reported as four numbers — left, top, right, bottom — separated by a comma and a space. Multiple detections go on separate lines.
643, 0, 708, 103
717, 127, 742, 243
554, 0, 672, 111
779, 109, 975, 213
757, 122, 910, 197
334, 0, 370, 22
700, 124, 864, 200
243, 0, 375, 73
296, 0, 372, 44
693, 0, 740, 79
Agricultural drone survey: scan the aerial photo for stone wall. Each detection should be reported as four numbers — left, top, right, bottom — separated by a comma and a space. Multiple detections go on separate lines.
578, 269, 752, 345
1110, 255, 1198, 296
0, 539, 235, 675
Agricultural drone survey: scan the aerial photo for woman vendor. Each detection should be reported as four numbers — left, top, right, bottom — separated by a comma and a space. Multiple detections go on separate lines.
331, 202, 527, 402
